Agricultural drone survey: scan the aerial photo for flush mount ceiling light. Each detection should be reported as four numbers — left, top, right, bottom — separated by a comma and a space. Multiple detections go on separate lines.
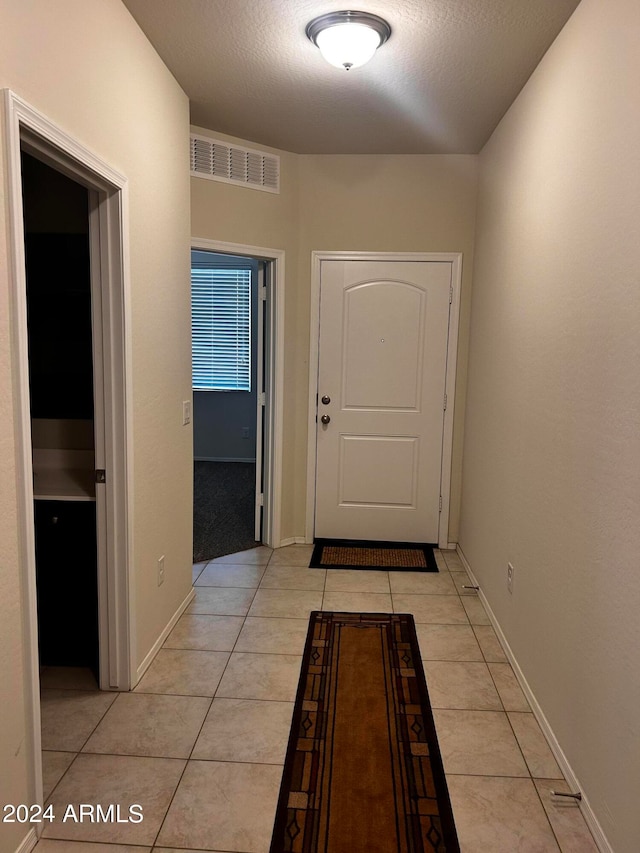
306, 10, 392, 71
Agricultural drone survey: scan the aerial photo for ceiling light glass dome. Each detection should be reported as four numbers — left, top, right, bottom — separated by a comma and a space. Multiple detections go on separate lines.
306, 11, 392, 71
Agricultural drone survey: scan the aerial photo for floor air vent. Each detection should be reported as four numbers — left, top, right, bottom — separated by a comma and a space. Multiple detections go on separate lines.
190, 134, 280, 193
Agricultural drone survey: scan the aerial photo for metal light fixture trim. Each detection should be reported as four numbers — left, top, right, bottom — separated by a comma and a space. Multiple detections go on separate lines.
306, 10, 392, 70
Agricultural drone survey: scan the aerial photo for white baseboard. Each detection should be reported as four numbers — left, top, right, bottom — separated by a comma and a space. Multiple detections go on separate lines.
456, 545, 613, 853
194, 456, 256, 463
133, 587, 196, 687
276, 536, 308, 548
14, 828, 37, 853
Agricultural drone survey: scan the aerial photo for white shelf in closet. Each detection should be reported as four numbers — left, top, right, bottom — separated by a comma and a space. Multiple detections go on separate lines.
32, 448, 95, 501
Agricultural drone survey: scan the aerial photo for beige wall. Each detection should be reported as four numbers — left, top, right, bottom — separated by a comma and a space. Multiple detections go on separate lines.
0, 1, 192, 845
298, 155, 477, 541
190, 127, 301, 539
459, 0, 640, 849
191, 136, 478, 542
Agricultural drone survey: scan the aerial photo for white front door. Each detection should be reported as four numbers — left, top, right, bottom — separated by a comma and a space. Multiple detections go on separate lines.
314, 259, 452, 543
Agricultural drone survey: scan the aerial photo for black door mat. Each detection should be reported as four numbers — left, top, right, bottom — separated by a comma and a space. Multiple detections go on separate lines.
310, 538, 438, 572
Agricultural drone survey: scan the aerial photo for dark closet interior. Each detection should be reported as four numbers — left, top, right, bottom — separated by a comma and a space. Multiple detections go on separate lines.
22, 152, 99, 678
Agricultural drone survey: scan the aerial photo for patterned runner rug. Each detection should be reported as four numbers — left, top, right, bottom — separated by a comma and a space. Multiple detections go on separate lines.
310, 539, 438, 572
270, 611, 459, 853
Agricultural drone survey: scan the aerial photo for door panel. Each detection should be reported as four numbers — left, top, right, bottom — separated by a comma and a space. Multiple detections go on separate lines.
339, 435, 419, 507
343, 282, 424, 410
315, 260, 451, 543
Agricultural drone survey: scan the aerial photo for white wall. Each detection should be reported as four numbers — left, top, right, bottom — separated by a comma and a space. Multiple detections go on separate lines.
0, 2, 192, 848
460, 0, 640, 849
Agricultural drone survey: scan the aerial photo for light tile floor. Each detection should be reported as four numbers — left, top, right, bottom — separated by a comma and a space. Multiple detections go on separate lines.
36, 546, 598, 852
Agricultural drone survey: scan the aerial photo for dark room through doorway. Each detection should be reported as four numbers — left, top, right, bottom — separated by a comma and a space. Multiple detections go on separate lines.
191, 250, 265, 561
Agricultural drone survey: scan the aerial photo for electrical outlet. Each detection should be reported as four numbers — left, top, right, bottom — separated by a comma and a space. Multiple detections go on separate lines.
183, 400, 191, 425
507, 562, 514, 594
158, 555, 165, 586
242, 427, 250, 439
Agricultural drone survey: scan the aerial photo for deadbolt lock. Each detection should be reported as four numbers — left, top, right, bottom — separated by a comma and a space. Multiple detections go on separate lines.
321, 395, 331, 404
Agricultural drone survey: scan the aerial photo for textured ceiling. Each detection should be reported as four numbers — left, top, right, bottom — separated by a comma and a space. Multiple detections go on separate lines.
121, 0, 581, 154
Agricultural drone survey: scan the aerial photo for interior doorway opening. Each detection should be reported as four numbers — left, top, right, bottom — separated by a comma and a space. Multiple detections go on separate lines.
5, 89, 133, 817
190, 237, 284, 553
22, 151, 101, 685
191, 250, 265, 560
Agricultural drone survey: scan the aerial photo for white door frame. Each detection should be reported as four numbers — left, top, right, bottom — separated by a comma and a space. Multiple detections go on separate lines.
306, 251, 462, 549
191, 237, 285, 548
4, 90, 133, 810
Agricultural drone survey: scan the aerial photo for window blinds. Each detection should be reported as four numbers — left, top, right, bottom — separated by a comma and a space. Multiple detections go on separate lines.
191, 267, 251, 391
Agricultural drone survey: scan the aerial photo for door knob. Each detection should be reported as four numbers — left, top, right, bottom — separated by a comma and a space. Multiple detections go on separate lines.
321, 395, 331, 405
321, 414, 331, 425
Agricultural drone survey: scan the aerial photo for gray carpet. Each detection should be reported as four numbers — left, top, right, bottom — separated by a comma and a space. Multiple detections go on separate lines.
193, 461, 258, 562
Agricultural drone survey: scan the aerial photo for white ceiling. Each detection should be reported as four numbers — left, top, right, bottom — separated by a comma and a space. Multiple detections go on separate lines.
122, 0, 581, 154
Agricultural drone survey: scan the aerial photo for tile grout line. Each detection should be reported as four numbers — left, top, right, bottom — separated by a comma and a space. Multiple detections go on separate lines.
443, 572, 565, 850
65, 747, 288, 767
441, 553, 576, 852
44, 549, 571, 852
150, 562, 267, 850
43, 687, 119, 755
42, 749, 81, 807
530, 778, 574, 853
446, 770, 561, 780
